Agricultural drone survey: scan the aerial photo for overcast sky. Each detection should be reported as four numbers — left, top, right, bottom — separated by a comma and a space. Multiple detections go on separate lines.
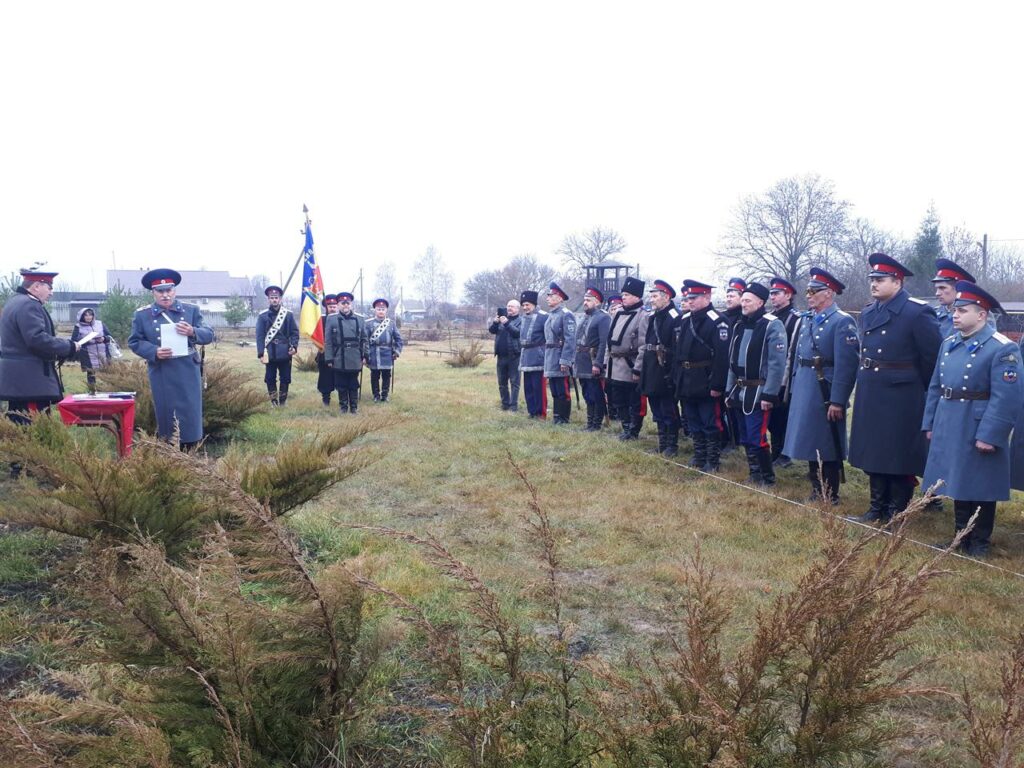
2, 1, 1022, 300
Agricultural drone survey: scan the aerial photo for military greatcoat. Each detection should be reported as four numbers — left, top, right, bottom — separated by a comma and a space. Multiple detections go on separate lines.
128, 300, 215, 443
366, 317, 404, 370
518, 310, 548, 372
848, 290, 941, 475
543, 305, 576, 378
782, 304, 860, 462
605, 304, 645, 382
922, 326, 1023, 500
1010, 337, 1024, 491
0, 289, 79, 402
325, 312, 368, 371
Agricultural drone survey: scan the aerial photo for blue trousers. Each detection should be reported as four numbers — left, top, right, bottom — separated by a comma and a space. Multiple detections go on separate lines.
522, 371, 547, 417
648, 394, 680, 429
581, 377, 606, 419
736, 408, 770, 449
682, 397, 720, 439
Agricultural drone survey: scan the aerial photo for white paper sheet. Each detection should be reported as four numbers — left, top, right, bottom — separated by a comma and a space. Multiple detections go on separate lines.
159, 323, 190, 357
77, 330, 99, 346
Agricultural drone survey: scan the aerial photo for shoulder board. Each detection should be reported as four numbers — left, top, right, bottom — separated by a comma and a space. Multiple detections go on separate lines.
538, 310, 548, 316
993, 332, 1013, 345
259, 309, 270, 315
681, 311, 691, 319
135, 305, 150, 312
668, 307, 679, 318
707, 309, 720, 320
908, 297, 928, 305
763, 312, 778, 321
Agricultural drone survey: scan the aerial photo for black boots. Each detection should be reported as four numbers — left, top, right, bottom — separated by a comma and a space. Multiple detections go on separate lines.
619, 415, 641, 441
757, 448, 776, 486
808, 461, 840, 505
278, 390, 288, 407
552, 399, 570, 424
268, 389, 279, 407
583, 403, 601, 432
663, 428, 679, 458
852, 474, 890, 524
652, 424, 667, 454
704, 438, 722, 473
745, 446, 762, 485
689, 434, 707, 469
950, 500, 996, 557
380, 385, 390, 403
338, 391, 350, 414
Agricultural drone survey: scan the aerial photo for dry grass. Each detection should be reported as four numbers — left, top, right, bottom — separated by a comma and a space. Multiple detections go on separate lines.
444, 339, 486, 368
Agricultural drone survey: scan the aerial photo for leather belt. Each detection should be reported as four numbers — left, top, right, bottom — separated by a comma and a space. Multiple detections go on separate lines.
608, 350, 635, 358
737, 378, 765, 387
941, 387, 989, 401
545, 342, 563, 349
861, 357, 914, 370
521, 342, 543, 349
641, 344, 665, 352
680, 360, 712, 369
798, 357, 834, 367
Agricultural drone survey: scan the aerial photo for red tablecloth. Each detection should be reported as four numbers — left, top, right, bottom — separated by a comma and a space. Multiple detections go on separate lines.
57, 396, 136, 457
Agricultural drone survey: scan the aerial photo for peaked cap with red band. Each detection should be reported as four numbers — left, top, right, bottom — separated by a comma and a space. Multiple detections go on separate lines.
547, 281, 569, 301
651, 279, 677, 299
323, 294, 339, 305
584, 286, 604, 302
141, 268, 182, 291
682, 279, 713, 297
954, 281, 1002, 313
808, 268, 845, 295
336, 292, 354, 302
726, 277, 747, 293
868, 253, 912, 279
20, 269, 59, 285
372, 297, 389, 308
932, 258, 977, 284
769, 276, 796, 295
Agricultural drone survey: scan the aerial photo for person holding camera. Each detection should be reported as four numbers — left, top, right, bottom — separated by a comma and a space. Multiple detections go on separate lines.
488, 299, 522, 411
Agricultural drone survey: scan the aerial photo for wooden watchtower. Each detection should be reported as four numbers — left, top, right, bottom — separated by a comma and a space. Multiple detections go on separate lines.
584, 259, 634, 299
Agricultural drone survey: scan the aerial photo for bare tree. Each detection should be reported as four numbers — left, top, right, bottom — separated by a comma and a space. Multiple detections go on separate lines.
463, 254, 559, 307
829, 218, 907, 308
373, 261, 401, 307
716, 174, 851, 284
249, 274, 271, 296
557, 227, 627, 277
411, 245, 453, 320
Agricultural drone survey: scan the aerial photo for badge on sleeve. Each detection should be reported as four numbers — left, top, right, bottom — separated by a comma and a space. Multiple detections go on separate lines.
775, 341, 786, 351
719, 326, 729, 341
1004, 369, 1018, 383
1000, 352, 1018, 363
845, 333, 859, 345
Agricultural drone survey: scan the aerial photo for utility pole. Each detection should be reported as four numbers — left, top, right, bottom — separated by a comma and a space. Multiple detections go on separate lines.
982, 233, 988, 282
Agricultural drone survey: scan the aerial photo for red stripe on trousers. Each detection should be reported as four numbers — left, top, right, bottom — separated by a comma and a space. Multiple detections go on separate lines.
758, 410, 770, 449
540, 376, 547, 418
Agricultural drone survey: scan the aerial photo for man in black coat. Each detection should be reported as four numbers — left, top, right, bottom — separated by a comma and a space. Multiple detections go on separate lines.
255, 285, 300, 406
768, 277, 801, 467
488, 299, 522, 411
0, 269, 81, 423
673, 280, 730, 471
848, 253, 941, 523
638, 279, 682, 456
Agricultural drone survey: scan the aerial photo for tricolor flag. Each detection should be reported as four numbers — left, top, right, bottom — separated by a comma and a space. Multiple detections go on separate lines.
298, 213, 326, 349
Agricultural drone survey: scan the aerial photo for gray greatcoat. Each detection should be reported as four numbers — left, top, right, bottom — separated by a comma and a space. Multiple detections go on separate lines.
726, 311, 788, 413
128, 300, 215, 443
518, 310, 548, 372
922, 326, 1023, 501
782, 304, 859, 462
366, 318, 404, 370
605, 305, 646, 383
543, 305, 576, 378
848, 290, 941, 475
574, 308, 610, 378
1011, 339, 1024, 491
325, 312, 368, 371
0, 289, 78, 402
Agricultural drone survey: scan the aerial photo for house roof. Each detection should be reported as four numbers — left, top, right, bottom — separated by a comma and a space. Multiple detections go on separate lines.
584, 259, 633, 269
52, 291, 107, 303
107, 269, 252, 296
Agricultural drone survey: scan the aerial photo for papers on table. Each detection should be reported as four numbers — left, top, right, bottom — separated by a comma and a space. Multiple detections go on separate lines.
159, 323, 190, 357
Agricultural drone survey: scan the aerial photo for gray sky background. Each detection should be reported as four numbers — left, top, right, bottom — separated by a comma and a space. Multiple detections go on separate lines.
2, 1, 1022, 300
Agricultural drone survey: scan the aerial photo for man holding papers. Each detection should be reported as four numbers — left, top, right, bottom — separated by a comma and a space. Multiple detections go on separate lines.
128, 268, 214, 449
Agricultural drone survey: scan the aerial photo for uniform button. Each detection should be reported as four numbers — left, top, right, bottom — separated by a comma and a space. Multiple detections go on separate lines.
877, 349, 882, 353
966, 363, 972, 368
881, 330, 886, 335
964, 375, 969, 379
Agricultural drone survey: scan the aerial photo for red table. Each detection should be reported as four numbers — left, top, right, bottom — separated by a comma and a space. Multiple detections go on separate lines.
57, 395, 136, 457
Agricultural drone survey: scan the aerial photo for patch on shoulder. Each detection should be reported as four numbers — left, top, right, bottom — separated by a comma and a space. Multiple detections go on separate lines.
707, 309, 720, 320
993, 332, 1013, 345
1004, 369, 1018, 383
668, 307, 679, 318
763, 312, 777, 321
774, 341, 786, 351
1000, 352, 1018, 364
845, 333, 859, 345
908, 297, 928, 305
719, 326, 729, 341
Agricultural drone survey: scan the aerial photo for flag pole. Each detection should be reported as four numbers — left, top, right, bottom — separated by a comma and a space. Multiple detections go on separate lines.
281, 204, 310, 295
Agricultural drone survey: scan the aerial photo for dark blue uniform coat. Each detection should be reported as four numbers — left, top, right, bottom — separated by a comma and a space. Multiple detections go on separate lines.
574, 309, 610, 378
1010, 337, 1024, 491
848, 290, 941, 475
129, 301, 214, 443
922, 326, 1023, 500
366, 318, 404, 369
255, 307, 299, 361
782, 304, 859, 462
0, 290, 78, 402
518, 311, 548, 372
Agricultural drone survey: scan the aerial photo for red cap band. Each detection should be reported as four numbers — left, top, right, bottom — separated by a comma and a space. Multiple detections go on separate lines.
957, 290, 992, 310
872, 262, 903, 277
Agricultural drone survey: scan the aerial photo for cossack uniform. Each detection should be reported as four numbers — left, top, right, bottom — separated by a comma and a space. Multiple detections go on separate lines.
637, 279, 682, 456
922, 282, 1023, 556
768, 277, 800, 466
324, 292, 368, 414
543, 282, 577, 424
672, 279, 730, 471
517, 290, 549, 418
316, 294, 339, 405
782, 269, 859, 503
366, 298, 404, 403
605, 277, 647, 440
848, 254, 941, 522
931, 258, 978, 340
255, 285, 300, 407
575, 287, 612, 431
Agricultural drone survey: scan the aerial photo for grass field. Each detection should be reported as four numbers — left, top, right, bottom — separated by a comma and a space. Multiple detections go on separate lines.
3, 332, 1024, 765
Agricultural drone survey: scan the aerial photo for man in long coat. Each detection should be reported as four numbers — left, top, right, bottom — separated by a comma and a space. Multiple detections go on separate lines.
0, 269, 81, 423
638, 279, 681, 456
931, 259, 978, 340
782, 268, 859, 504
315, 294, 339, 406
605, 277, 647, 440
518, 291, 548, 419
767, 277, 800, 467
848, 254, 941, 523
128, 268, 215, 448
922, 282, 1023, 557
366, 298, 404, 403
575, 287, 611, 431
324, 291, 368, 414
543, 282, 577, 425
255, 285, 299, 406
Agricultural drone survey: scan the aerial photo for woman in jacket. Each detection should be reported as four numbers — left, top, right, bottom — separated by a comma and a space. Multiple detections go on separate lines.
70, 307, 112, 392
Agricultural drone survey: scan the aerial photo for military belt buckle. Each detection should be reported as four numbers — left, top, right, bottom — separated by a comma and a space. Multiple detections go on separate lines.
861, 357, 874, 369
941, 386, 954, 400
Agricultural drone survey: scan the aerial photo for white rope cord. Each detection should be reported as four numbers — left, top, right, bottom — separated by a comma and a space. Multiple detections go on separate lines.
652, 450, 1024, 580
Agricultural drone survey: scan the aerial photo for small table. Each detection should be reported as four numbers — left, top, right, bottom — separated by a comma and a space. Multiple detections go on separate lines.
57, 395, 136, 457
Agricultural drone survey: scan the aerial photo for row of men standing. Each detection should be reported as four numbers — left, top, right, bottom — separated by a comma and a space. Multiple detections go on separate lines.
488, 254, 1024, 557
